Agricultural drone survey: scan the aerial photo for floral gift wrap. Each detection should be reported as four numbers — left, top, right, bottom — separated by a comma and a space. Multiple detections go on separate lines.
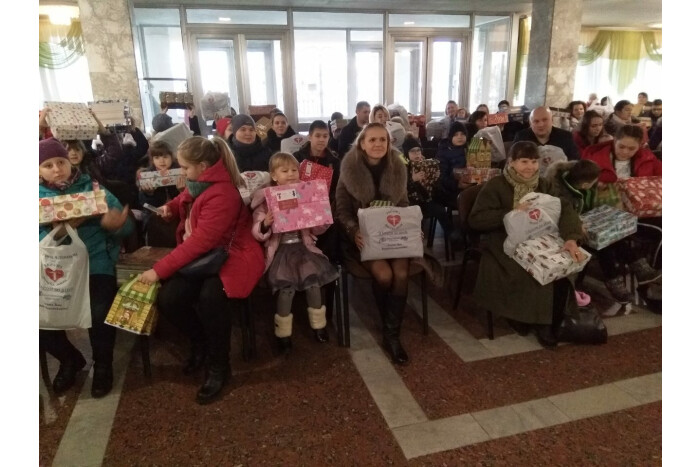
45, 101, 99, 140
512, 233, 590, 286
617, 176, 662, 218
580, 205, 637, 250
263, 179, 333, 233
453, 167, 501, 184
137, 168, 184, 189
39, 182, 108, 224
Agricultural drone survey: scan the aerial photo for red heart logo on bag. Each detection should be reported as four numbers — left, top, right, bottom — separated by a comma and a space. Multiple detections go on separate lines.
245, 172, 257, 179
528, 209, 541, 221
293, 136, 304, 144
45, 268, 65, 282
387, 214, 401, 227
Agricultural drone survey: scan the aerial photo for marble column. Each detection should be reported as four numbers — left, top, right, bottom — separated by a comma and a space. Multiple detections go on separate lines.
524, 0, 582, 109
77, 0, 144, 129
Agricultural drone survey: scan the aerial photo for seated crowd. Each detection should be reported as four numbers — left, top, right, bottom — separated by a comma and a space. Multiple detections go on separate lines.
38, 89, 662, 405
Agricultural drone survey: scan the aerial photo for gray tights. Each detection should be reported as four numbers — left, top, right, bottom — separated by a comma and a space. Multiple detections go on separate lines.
276, 286, 322, 316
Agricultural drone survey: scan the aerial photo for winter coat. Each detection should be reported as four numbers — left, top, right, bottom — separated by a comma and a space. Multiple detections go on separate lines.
39, 174, 134, 276
152, 158, 264, 298
293, 142, 341, 206
543, 161, 596, 214
335, 146, 409, 242
572, 130, 613, 156
250, 189, 329, 271
265, 126, 296, 153
582, 140, 662, 183
436, 138, 466, 201
468, 175, 583, 325
227, 135, 273, 172
99, 128, 150, 185
513, 126, 580, 160
337, 116, 363, 159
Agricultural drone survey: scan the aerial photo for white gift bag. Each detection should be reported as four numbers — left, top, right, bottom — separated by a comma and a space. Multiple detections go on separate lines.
358, 206, 424, 261
39, 225, 92, 330
503, 192, 562, 256
280, 134, 308, 154
238, 171, 271, 206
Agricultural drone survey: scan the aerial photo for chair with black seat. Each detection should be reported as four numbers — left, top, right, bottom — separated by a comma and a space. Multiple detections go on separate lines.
425, 202, 454, 262
451, 183, 494, 339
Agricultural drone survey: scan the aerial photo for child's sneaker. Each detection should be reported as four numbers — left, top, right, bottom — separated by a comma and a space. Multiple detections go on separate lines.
605, 276, 633, 304
629, 258, 661, 285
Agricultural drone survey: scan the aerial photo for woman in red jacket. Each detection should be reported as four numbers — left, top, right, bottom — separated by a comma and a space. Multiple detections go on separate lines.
582, 125, 661, 303
138, 136, 264, 404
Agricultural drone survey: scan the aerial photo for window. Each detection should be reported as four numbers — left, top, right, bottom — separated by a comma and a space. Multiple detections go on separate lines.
388, 14, 470, 29
186, 9, 287, 25
470, 16, 510, 112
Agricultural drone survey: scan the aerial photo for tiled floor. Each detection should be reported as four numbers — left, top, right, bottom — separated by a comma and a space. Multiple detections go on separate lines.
39, 239, 662, 466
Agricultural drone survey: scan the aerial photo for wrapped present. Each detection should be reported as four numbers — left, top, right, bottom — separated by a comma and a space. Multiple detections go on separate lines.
255, 117, 271, 141
411, 159, 440, 193
200, 91, 231, 120
466, 137, 491, 168
454, 167, 500, 185
44, 101, 99, 141
249, 105, 277, 119
137, 168, 184, 189
151, 122, 193, 153
88, 100, 130, 129
116, 246, 173, 285
281, 134, 308, 154
263, 180, 333, 233
512, 233, 591, 286
580, 205, 637, 250
617, 176, 662, 218
299, 160, 333, 193
159, 91, 194, 109
238, 171, 271, 206
105, 276, 159, 335
487, 113, 508, 126
39, 181, 108, 224
503, 192, 562, 256
358, 206, 424, 261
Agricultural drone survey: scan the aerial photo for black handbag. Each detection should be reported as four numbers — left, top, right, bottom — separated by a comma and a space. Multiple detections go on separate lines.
557, 306, 608, 344
179, 199, 243, 278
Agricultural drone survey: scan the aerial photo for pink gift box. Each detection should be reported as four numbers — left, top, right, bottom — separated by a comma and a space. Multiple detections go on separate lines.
617, 176, 662, 218
263, 180, 333, 233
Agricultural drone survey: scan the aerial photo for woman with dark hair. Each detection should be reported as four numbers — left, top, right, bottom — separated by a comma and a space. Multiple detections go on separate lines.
560, 100, 586, 132
335, 123, 412, 365
573, 110, 613, 155
604, 100, 634, 136
265, 112, 296, 153
468, 110, 488, 130
582, 125, 662, 302
469, 141, 585, 347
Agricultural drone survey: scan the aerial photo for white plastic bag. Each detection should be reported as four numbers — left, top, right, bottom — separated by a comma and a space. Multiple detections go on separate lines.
503, 192, 562, 256
39, 225, 92, 330
537, 145, 568, 174
238, 171, 271, 206
358, 206, 424, 261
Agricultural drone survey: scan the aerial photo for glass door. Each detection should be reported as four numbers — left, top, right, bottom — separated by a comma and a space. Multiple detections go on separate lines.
349, 44, 383, 109
245, 39, 285, 110
196, 38, 240, 115
393, 40, 426, 115
429, 39, 463, 119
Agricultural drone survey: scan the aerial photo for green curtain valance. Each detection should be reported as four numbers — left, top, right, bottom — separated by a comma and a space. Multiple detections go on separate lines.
39, 20, 85, 69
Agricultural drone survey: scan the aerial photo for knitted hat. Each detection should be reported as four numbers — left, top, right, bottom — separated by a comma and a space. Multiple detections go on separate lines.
39, 138, 69, 165
216, 117, 232, 137
402, 135, 422, 155
386, 121, 406, 148
152, 113, 174, 133
448, 121, 468, 140
230, 114, 256, 134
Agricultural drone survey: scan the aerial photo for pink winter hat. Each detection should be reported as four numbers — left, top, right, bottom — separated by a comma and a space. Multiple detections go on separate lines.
39, 138, 69, 165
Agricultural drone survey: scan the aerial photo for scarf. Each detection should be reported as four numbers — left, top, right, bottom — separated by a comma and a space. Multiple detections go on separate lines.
42, 167, 82, 192
185, 179, 213, 199
503, 165, 539, 208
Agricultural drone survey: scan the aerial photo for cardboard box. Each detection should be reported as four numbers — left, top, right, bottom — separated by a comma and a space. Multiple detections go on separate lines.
39, 182, 108, 224
617, 176, 662, 218
137, 168, 184, 189
89, 100, 130, 128
466, 137, 491, 168
44, 101, 99, 140
487, 113, 508, 126
358, 206, 424, 261
159, 92, 194, 109
255, 117, 271, 141
151, 122, 193, 153
263, 180, 333, 233
512, 233, 590, 285
105, 276, 159, 335
580, 205, 638, 250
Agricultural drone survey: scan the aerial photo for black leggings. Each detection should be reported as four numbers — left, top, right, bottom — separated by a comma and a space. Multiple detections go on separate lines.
157, 274, 234, 364
40, 274, 117, 366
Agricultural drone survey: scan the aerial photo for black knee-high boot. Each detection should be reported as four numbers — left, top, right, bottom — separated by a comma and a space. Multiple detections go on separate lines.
372, 281, 389, 315
382, 294, 409, 365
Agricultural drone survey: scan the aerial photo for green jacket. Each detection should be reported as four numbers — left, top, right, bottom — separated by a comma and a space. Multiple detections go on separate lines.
543, 161, 596, 214
39, 174, 134, 276
468, 175, 583, 325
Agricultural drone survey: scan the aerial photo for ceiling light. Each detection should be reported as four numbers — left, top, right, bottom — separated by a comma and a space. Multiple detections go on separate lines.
49, 13, 73, 25
219, 17, 231, 22
404, 21, 415, 25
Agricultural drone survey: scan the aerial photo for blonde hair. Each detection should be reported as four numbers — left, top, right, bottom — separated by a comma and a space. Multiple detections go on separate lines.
369, 104, 390, 123
177, 136, 243, 186
268, 152, 299, 174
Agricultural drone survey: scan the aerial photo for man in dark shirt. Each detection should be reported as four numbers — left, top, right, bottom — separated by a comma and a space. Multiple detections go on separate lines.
513, 106, 580, 160
337, 101, 370, 158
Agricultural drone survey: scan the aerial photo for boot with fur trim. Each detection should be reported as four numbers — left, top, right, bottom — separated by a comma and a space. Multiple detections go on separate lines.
308, 305, 329, 343
274, 313, 293, 354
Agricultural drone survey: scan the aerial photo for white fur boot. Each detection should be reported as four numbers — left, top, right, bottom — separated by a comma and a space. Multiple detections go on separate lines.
308, 305, 329, 343
274, 313, 293, 354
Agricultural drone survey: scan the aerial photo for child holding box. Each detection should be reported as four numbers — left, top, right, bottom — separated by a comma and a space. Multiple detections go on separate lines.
251, 153, 338, 354
39, 138, 133, 398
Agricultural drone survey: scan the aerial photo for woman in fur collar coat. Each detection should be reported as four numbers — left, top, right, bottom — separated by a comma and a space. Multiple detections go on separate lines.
335, 123, 412, 365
